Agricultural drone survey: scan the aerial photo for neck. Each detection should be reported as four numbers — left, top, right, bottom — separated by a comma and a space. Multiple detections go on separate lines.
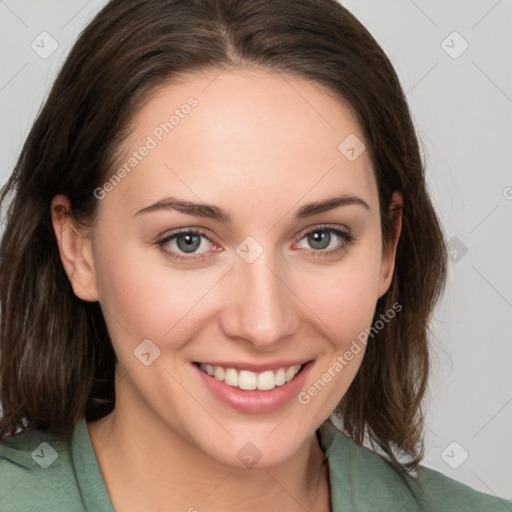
87, 379, 331, 512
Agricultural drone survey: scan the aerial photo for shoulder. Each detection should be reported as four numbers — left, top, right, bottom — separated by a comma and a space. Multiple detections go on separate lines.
0, 426, 83, 511
318, 420, 509, 512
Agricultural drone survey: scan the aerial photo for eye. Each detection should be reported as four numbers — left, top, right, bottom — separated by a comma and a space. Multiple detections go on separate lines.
294, 226, 354, 258
157, 229, 218, 261
156, 225, 355, 262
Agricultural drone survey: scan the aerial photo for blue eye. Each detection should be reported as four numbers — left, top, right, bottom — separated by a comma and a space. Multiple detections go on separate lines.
295, 227, 355, 259
157, 229, 215, 261
156, 226, 355, 262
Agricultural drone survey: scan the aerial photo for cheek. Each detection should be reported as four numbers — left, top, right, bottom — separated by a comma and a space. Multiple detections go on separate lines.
93, 239, 217, 354
95, 252, 160, 334
297, 242, 384, 342
294, 248, 383, 416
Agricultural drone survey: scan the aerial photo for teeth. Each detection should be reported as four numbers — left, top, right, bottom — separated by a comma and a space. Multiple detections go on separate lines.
257, 370, 275, 391
214, 366, 225, 381
239, 370, 257, 390
275, 368, 286, 386
285, 366, 297, 382
224, 368, 238, 387
199, 363, 302, 391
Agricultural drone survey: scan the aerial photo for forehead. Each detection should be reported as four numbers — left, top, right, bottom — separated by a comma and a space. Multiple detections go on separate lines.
106, 67, 377, 221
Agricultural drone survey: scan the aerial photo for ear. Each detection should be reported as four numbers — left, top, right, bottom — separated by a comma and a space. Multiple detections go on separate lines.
51, 195, 99, 302
377, 191, 403, 298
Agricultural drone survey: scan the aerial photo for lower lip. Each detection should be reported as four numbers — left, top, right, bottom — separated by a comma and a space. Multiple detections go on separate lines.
193, 361, 314, 414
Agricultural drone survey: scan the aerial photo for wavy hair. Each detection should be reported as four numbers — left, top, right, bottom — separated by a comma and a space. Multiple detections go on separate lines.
0, 0, 447, 474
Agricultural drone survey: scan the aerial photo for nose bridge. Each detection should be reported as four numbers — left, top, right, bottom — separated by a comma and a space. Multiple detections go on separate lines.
221, 246, 298, 347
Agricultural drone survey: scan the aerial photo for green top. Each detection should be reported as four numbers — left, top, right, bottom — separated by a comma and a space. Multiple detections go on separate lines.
0, 418, 507, 511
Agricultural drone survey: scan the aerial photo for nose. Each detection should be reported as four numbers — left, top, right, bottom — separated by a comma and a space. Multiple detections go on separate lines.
219, 250, 299, 350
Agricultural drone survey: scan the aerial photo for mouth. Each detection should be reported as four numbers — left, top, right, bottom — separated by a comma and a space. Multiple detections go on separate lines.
193, 360, 313, 414
196, 362, 304, 391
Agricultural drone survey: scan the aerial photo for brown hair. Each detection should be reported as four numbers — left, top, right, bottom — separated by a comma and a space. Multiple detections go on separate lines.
0, 0, 447, 474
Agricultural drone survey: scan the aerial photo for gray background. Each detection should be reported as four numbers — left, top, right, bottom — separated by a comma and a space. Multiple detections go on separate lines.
1, 0, 511, 499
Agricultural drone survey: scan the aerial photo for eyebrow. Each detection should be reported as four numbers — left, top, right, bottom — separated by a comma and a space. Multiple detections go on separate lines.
133, 194, 370, 222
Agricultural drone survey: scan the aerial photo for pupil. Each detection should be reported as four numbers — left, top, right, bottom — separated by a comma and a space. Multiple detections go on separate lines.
309, 230, 330, 250
178, 234, 200, 252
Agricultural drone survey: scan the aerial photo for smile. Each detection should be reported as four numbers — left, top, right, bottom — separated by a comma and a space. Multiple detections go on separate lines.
194, 360, 314, 413
198, 363, 303, 391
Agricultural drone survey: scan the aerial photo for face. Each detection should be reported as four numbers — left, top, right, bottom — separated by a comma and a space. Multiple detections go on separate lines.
54, 67, 400, 468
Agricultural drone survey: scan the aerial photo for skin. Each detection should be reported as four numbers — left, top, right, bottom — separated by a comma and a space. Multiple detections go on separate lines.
51, 67, 402, 512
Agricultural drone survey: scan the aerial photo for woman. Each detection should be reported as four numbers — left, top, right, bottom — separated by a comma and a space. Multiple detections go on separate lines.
0, 0, 506, 510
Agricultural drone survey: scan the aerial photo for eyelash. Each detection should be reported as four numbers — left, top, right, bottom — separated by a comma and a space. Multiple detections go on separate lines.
156, 226, 355, 262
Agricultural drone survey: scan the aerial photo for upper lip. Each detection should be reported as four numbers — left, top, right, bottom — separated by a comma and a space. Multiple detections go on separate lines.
194, 360, 312, 372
